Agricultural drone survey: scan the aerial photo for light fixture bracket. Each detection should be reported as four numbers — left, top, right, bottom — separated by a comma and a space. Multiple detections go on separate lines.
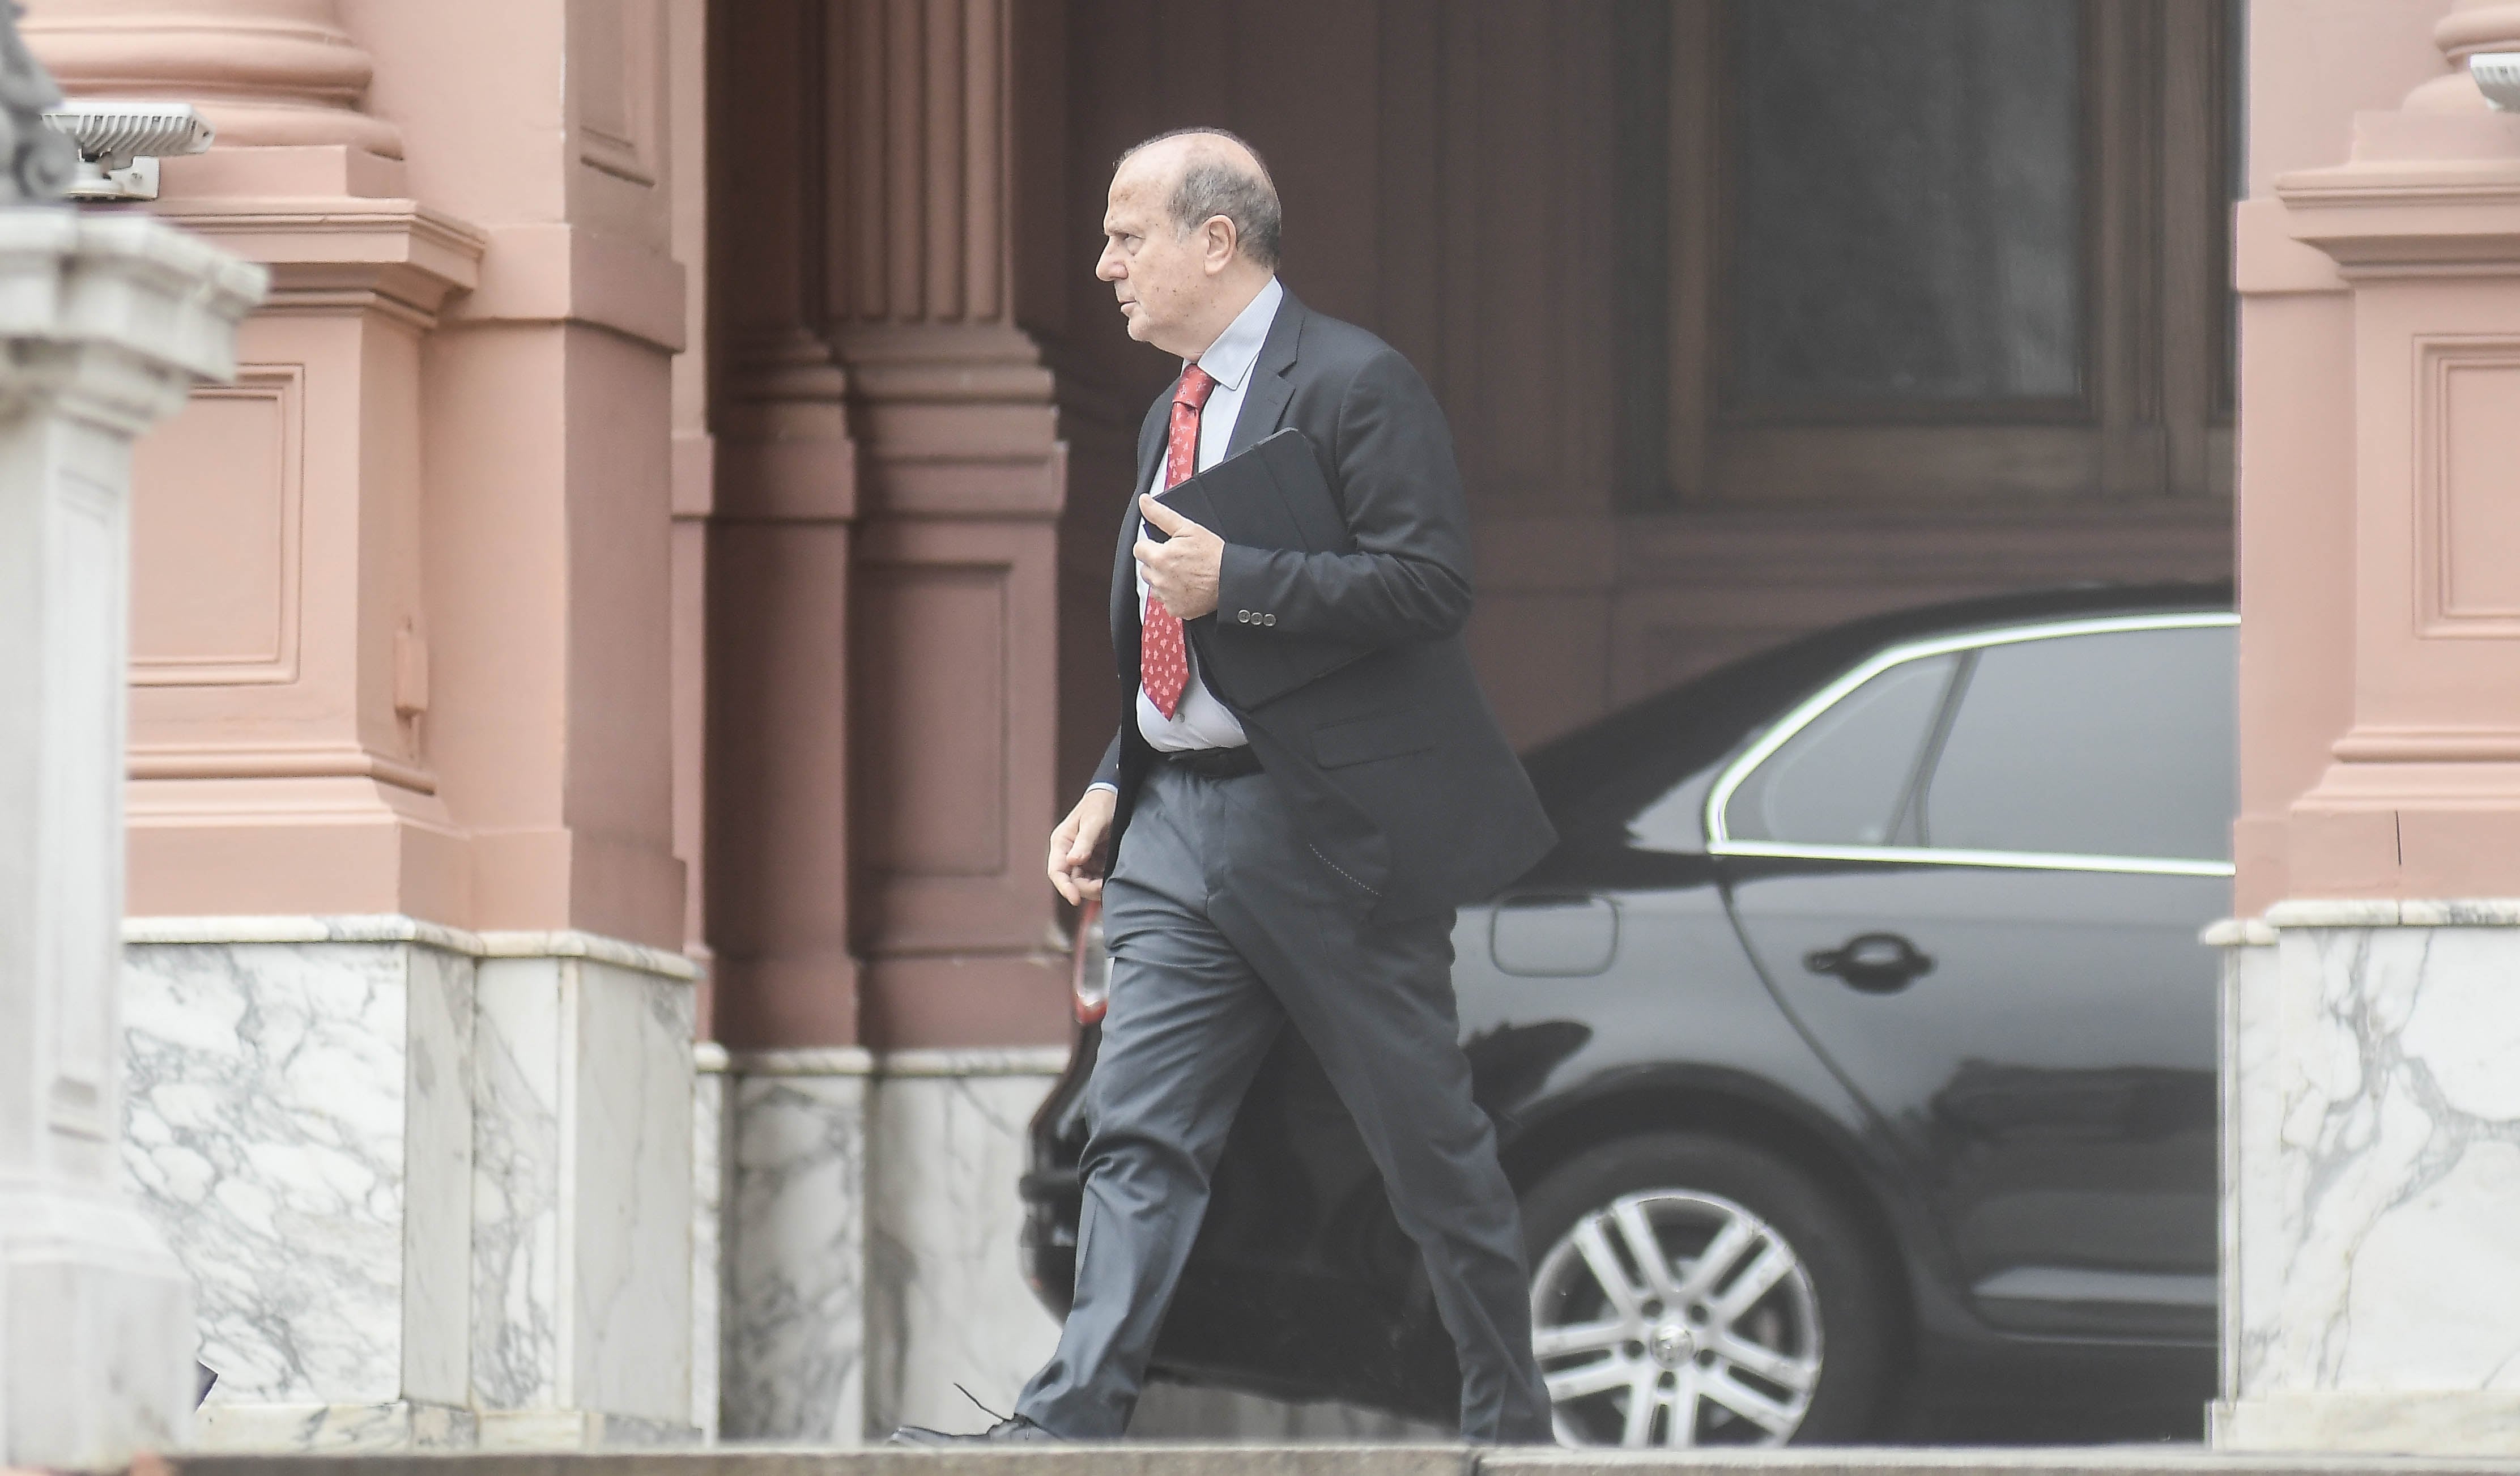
2472, 52, 2520, 113
39, 101, 214, 202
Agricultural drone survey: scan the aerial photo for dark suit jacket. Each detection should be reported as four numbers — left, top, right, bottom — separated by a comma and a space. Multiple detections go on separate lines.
1092, 288, 1555, 920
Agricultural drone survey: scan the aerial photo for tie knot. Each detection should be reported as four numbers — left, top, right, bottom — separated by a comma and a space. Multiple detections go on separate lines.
1176, 364, 1219, 410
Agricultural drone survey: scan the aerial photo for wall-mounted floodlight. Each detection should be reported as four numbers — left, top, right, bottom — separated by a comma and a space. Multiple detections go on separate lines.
2472, 53, 2520, 113
39, 101, 212, 202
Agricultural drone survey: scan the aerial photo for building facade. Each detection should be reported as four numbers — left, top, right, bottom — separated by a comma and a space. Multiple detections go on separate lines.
31, 0, 2520, 1453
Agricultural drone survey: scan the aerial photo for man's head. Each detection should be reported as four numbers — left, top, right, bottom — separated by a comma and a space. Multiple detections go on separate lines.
1098, 127, 1281, 358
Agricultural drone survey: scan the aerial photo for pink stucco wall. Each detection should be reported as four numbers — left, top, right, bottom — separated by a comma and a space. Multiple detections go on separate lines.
2238, 0, 2520, 911
33, 0, 692, 951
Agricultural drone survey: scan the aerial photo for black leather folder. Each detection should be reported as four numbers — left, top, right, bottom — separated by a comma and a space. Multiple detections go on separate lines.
1146, 427, 1371, 709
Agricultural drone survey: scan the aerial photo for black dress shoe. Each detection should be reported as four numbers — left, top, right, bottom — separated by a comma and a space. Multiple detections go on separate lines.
887, 1414, 1060, 1445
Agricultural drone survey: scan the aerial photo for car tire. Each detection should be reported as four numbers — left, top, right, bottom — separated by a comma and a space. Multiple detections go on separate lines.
1518, 1130, 1891, 1447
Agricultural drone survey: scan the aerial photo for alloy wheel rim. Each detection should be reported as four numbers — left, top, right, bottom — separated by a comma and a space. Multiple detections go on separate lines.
1530, 1188, 1823, 1447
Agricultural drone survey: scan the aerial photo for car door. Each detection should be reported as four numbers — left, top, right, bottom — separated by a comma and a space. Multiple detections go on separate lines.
1712, 615, 2233, 1341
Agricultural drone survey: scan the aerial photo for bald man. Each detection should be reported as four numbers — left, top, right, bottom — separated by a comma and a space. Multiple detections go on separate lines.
893, 127, 1557, 1446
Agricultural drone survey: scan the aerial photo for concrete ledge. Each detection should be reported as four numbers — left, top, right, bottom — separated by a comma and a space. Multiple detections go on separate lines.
137, 1447, 2520, 1476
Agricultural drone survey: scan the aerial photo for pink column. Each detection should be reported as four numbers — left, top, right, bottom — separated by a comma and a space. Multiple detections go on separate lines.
2272, 0, 2520, 897
828, 0, 1068, 1048
703, 0, 864, 1048
705, 0, 1068, 1050
25, 0, 486, 921
2224, 0, 2520, 1454
27, 0, 691, 944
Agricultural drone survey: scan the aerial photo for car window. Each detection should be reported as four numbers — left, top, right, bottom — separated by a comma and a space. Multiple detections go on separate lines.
1920, 624, 2233, 861
1723, 652, 1959, 847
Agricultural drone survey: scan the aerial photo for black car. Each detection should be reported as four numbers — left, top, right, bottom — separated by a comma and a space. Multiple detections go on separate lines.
1021, 583, 2234, 1447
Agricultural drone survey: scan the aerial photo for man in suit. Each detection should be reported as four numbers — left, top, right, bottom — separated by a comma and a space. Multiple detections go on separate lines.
893, 127, 1557, 1445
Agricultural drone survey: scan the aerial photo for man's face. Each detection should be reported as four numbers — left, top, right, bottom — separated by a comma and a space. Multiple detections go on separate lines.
1097, 154, 1208, 356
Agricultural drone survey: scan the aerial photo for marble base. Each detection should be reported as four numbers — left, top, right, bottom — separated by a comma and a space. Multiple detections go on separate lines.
865, 1050, 1069, 1437
120, 917, 702, 1452
722, 1049, 872, 1441
692, 1041, 730, 1443
471, 946, 697, 1431
720, 1047, 1066, 1443
2214, 1392, 2520, 1455
2216, 902, 2520, 1457
191, 1400, 476, 1452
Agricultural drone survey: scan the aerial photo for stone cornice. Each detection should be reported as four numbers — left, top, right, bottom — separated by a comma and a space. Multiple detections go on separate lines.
150, 195, 483, 325
447, 222, 686, 354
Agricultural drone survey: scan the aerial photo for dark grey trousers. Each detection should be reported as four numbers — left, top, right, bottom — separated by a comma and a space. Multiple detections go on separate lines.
1015, 760, 1554, 1442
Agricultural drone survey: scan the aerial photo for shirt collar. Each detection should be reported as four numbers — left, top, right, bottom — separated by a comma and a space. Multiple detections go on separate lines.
1191, 277, 1282, 394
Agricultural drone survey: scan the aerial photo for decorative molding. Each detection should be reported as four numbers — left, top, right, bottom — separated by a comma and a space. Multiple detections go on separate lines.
127, 741, 435, 794
2332, 728, 2520, 762
445, 222, 686, 352
2416, 337, 2520, 636
151, 197, 486, 327
24, 0, 404, 159
129, 364, 304, 687
826, 0, 1011, 327
571, 0, 663, 189
121, 913, 704, 980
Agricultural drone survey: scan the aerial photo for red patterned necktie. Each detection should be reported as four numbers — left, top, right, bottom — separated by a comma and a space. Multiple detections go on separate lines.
1140, 364, 1218, 718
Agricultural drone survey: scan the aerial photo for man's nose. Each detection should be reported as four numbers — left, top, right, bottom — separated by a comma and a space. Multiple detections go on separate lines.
1096, 248, 1122, 281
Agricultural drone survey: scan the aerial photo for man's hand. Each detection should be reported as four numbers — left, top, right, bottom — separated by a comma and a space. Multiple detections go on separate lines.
1135, 494, 1223, 620
1049, 786, 1118, 904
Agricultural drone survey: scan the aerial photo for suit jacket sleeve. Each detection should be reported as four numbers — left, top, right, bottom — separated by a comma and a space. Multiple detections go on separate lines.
1213, 347, 1474, 646
1089, 730, 1122, 792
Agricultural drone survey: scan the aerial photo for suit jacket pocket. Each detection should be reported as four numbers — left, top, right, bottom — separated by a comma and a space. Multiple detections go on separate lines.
1313, 709, 1437, 768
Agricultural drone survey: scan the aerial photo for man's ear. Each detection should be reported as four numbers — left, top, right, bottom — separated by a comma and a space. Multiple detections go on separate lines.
1203, 215, 1239, 274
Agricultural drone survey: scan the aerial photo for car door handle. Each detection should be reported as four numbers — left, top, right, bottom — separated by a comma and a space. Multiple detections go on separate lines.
1804, 931, 1935, 994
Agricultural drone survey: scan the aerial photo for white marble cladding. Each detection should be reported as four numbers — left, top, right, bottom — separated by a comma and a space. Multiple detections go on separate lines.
692, 1041, 730, 1443
723, 1049, 870, 1442
720, 1048, 1065, 1443
2215, 900, 2520, 1455
118, 917, 702, 1452
866, 1050, 1069, 1438
122, 930, 472, 1411
472, 950, 698, 1436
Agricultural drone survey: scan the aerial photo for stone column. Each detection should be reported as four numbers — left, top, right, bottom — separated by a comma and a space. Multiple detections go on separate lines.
710, 0, 1071, 1442
2220, 0, 2520, 1455
827, 0, 1072, 1439
0, 48, 268, 1471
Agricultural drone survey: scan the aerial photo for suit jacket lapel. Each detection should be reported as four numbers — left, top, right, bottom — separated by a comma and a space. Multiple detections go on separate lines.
1224, 290, 1304, 461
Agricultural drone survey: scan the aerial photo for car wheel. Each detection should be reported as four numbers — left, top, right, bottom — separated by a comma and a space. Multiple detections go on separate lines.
1519, 1130, 1889, 1448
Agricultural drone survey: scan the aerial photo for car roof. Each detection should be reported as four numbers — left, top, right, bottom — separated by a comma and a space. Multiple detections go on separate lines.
1519, 580, 2232, 844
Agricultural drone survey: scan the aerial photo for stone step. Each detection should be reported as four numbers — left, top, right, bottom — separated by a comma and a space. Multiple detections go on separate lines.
132, 1448, 2520, 1476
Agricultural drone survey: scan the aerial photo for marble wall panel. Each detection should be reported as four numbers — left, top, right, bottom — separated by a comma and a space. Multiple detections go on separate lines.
571, 957, 697, 1421
2222, 918, 2520, 1453
692, 1043, 730, 1439
724, 1060, 870, 1441
863, 1053, 1065, 1437
471, 956, 565, 1410
472, 952, 697, 1428
122, 937, 440, 1405
402, 944, 475, 1405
